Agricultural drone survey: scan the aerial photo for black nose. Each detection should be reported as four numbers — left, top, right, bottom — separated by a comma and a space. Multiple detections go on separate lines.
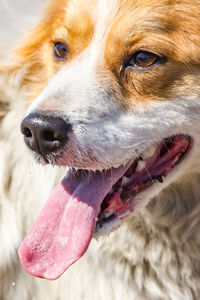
21, 113, 71, 155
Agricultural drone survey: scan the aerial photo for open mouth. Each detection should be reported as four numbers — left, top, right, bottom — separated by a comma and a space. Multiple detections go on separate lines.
96, 134, 192, 232
18, 134, 192, 280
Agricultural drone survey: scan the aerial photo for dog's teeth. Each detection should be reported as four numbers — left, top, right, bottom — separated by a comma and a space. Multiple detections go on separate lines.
102, 211, 114, 219
108, 188, 115, 195
135, 160, 145, 172
156, 176, 163, 183
143, 145, 156, 159
122, 176, 130, 185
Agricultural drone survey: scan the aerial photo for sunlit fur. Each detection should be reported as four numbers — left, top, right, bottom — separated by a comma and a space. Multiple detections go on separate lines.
1, 0, 200, 299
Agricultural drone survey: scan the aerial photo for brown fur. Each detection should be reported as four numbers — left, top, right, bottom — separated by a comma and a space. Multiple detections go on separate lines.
1, 1, 200, 299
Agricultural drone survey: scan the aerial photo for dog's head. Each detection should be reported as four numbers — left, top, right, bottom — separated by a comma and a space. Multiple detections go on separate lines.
18, 0, 200, 280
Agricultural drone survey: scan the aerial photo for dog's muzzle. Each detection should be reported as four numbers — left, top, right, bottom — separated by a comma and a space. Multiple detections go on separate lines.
21, 113, 71, 155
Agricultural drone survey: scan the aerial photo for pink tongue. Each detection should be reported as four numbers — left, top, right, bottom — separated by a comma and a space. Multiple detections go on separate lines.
18, 165, 129, 280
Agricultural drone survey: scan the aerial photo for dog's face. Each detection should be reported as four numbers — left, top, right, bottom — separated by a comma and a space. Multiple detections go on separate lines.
18, 0, 200, 280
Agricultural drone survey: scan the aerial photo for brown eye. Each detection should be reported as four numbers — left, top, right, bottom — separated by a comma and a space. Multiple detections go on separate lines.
53, 42, 69, 60
127, 51, 161, 69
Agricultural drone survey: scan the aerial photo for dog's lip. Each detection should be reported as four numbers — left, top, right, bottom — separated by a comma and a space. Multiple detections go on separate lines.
18, 134, 192, 280
94, 134, 193, 233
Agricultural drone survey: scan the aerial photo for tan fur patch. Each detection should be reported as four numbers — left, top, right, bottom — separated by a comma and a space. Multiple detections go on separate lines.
15, 0, 200, 107
104, 0, 200, 107
16, 0, 94, 100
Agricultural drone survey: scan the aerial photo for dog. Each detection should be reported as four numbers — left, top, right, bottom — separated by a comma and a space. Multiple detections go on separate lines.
1, 0, 200, 299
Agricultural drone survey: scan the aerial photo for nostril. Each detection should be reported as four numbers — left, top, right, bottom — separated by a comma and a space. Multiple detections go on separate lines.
23, 127, 32, 138
43, 130, 57, 142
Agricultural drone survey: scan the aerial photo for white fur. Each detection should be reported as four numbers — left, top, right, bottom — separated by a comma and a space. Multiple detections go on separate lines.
1, 0, 200, 299
27, 0, 200, 175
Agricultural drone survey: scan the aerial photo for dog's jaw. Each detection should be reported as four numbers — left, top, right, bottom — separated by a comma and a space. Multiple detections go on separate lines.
18, 133, 194, 280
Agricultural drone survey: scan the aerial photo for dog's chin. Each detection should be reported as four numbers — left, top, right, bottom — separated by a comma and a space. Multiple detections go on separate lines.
32, 134, 193, 236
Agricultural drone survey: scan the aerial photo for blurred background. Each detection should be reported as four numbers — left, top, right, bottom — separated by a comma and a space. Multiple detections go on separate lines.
0, 0, 47, 62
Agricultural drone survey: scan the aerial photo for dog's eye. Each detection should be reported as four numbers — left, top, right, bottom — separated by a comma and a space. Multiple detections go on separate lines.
127, 51, 160, 69
53, 42, 69, 60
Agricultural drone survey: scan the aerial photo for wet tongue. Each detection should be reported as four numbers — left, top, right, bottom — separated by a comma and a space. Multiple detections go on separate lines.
18, 165, 129, 280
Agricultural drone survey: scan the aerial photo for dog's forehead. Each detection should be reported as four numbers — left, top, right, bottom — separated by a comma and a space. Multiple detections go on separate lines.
64, 0, 166, 50
21, 0, 200, 106
63, 0, 200, 62
62, 0, 118, 62
64, 0, 199, 33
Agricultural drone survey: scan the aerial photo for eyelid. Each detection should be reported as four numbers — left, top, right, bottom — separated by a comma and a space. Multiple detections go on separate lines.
50, 38, 68, 45
124, 50, 166, 69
